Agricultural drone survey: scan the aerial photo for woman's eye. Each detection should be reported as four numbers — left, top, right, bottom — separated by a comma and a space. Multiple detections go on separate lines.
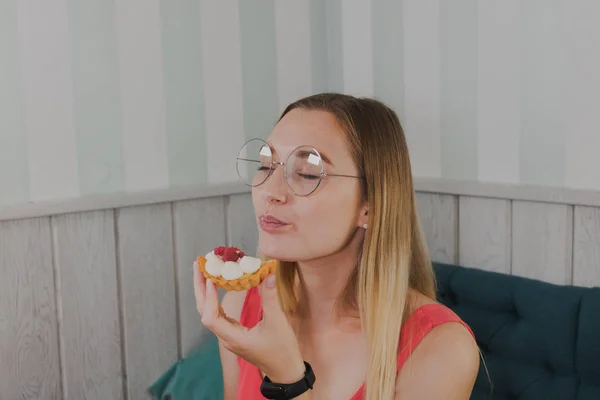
297, 173, 319, 180
257, 166, 271, 172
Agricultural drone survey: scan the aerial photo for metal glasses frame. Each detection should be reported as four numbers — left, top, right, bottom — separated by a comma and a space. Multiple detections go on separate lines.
236, 138, 364, 196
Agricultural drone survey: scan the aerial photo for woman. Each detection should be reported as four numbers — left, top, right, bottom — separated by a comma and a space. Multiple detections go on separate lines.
194, 93, 480, 399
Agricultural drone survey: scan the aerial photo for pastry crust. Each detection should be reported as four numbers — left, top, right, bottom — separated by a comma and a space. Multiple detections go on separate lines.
197, 256, 276, 291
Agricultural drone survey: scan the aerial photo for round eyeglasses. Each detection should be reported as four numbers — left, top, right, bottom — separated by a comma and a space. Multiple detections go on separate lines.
236, 138, 364, 196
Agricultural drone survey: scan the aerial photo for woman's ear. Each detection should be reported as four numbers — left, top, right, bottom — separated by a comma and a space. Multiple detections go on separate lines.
357, 205, 369, 229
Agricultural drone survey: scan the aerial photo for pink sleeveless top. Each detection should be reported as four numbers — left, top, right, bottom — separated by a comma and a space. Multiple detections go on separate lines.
235, 287, 475, 400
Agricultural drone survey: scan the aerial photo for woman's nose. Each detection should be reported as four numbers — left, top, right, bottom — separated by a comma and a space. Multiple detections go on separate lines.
263, 165, 288, 204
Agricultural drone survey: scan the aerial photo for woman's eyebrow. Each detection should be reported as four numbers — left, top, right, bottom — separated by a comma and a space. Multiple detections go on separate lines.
295, 149, 334, 167
269, 144, 335, 167
318, 151, 334, 166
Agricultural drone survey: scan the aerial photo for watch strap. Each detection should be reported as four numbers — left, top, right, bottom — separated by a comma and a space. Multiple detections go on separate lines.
260, 361, 315, 399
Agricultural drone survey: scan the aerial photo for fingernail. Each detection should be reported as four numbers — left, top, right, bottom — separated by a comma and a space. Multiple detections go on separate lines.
266, 274, 276, 288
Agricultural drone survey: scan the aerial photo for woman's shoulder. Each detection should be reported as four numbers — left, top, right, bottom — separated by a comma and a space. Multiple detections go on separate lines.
395, 307, 480, 397
394, 290, 480, 397
398, 288, 478, 365
404, 288, 472, 332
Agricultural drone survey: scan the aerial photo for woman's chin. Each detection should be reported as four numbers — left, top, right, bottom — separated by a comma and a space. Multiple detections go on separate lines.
259, 241, 295, 262
261, 249, 293, 262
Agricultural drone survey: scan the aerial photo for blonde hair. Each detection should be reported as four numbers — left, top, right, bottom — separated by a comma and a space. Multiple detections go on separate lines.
271, 93, 436, 399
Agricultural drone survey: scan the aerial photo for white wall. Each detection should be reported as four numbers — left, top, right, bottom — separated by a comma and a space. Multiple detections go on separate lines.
1, 0, 599, 208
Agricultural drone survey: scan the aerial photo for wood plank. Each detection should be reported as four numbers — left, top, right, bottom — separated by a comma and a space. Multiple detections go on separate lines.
116, 203, 178, 399
573, 206, 600, 287
52, 210, 123, 399
227, 193, 259, 256
0, 217, 61, 400
512, 201, 573, 285
415, 192, 458, 264
173, 197, 227, 357
458, 196, 511, 274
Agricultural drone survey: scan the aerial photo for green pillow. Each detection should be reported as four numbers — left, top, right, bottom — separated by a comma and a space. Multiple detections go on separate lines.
148, 335, 224, 400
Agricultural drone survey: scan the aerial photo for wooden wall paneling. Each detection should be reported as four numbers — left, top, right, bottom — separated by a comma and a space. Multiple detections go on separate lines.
415, 192, 458, 264
458, 196, 512, 274
116, 203, 178, 398
0, 217, 61, 400
226, 193, 259, 256
512, 201, 573, 285
52, 210, 123, 399
573, 206, 600, 287
172, 197, 227, 357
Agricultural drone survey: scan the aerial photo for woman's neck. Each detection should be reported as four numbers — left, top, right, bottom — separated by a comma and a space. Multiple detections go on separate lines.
294, 230, 363, 329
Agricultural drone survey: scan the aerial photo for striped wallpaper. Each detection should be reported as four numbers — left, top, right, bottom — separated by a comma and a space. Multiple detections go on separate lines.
1, 0, 599, 208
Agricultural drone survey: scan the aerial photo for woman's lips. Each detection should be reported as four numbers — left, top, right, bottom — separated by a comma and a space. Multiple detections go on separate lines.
258, 214, 290, 232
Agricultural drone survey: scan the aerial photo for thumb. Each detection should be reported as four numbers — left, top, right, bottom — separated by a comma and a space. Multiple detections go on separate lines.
259, 274, 286, 324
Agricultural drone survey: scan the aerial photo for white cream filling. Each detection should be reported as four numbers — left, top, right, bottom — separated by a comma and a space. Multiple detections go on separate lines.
204, 251, 263, 280
221, 261, 244, 280
239, 256, 262, 273
204, 251, 224, 277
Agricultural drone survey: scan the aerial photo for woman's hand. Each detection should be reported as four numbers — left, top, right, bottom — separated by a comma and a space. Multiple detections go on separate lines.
193, 260, 306, 384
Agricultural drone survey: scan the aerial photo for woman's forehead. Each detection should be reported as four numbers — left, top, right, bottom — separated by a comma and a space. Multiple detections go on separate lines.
266, 109, 351, 164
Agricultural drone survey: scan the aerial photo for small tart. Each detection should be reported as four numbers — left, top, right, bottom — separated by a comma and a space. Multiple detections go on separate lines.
197, 252, 276, 291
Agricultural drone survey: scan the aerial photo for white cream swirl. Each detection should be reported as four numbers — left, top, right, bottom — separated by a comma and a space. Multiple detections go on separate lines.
204, 251, 263, 280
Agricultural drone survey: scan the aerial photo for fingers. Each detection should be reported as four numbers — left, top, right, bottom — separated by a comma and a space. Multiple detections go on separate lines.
194, 261, 228, 322
258, 274, 287, 325
193, 260, 206, 315
193, 260, 206, 294
201, 279, 247, 345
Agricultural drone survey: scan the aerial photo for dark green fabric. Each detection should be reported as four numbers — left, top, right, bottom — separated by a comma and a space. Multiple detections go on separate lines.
147, 335, 223, 400
577, 290, 600, 384
433, 262, 600, 400
149, 264, 600, 400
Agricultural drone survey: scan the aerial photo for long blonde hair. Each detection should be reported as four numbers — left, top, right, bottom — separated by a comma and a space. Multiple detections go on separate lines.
272, 93, 436, 399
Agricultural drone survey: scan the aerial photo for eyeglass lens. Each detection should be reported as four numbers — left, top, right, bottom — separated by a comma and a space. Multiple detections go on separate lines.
236, 139, 324, 196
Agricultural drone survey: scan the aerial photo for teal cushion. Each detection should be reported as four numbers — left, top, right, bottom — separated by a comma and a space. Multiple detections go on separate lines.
577, 290, 600, 398
147, 335, 223, 400
434, 262, 600, 400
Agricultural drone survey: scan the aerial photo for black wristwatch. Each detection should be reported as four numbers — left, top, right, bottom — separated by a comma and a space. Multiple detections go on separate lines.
259, 361, 316, 399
